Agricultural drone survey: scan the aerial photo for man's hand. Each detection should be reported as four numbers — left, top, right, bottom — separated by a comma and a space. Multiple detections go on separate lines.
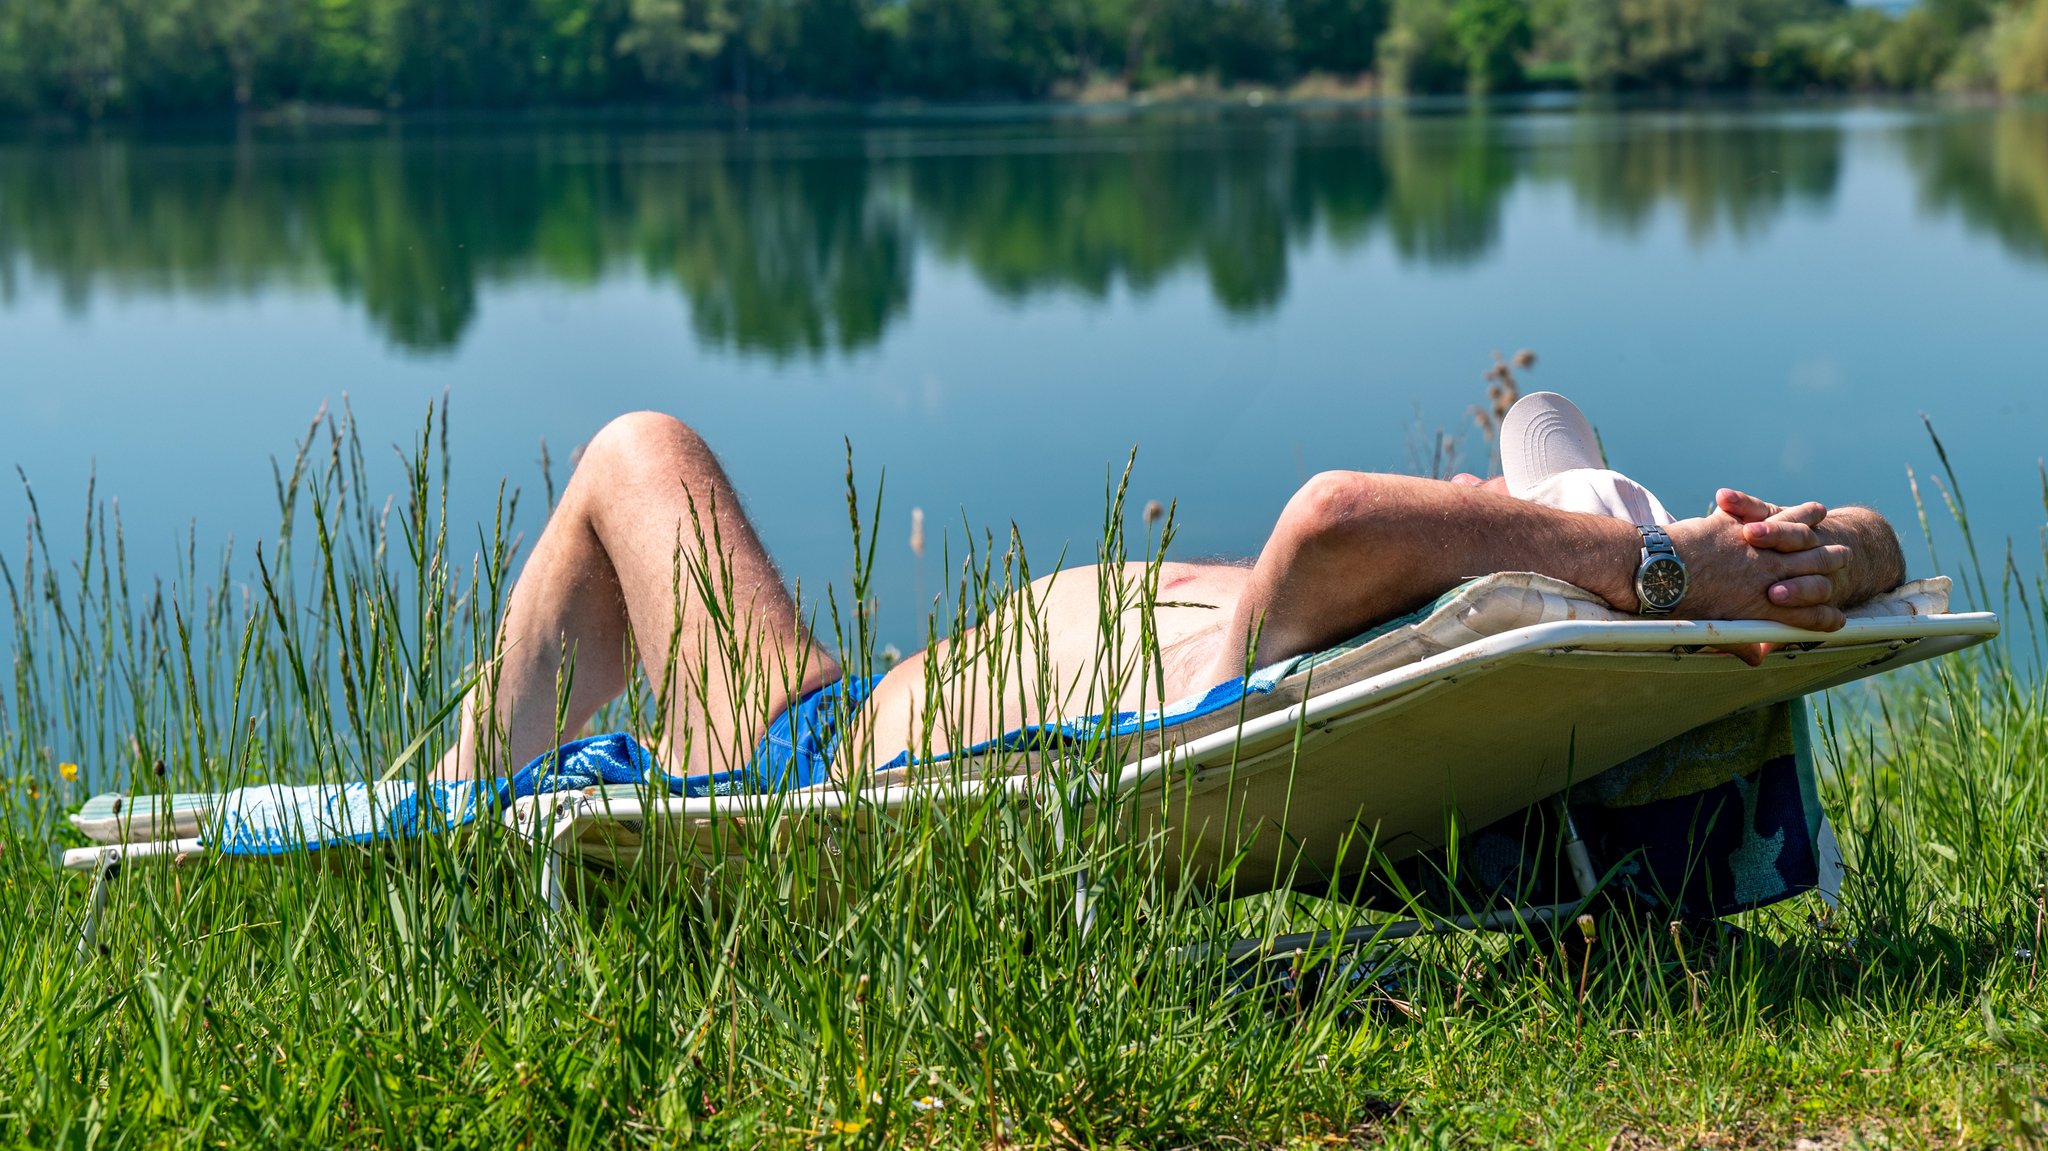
1668, 488, 1853, 665
1711, 488, 1852, 618
1449, 473, 1509, 493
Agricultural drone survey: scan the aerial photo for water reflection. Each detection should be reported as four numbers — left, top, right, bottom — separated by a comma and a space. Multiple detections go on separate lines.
1376, 113, 1518, 264
1901, 110, 2048, 264
641, 150, 912, 357
1525, 113, 1843, 242
2, 108, 2044, 355
904, 126, 1300, 312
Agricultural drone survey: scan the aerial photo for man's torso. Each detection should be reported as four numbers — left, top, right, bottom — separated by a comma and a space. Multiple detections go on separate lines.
851, 561, 1252, 771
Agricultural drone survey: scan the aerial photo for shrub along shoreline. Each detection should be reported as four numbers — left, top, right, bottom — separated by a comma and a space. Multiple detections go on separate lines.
5, 0, 2048, 122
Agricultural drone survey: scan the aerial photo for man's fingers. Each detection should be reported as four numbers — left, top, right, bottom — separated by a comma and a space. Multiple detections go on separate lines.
1716, 488, 1777, 522
1742, 519, 1820, 552
1768, 574, 1835, 608
1717, 490, 1828, 531
1710, 642, 1766, 666
1775, 543, 1852, 576
1710, 641, 1777, 666
1768, 500, 1827, 526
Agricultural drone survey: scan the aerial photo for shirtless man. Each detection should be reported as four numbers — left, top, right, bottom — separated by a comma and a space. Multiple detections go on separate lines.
435, 408, 1905, 787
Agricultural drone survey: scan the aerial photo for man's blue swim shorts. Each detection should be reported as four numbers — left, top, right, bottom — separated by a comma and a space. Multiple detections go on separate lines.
738, 673, 886, 793
513, 674, 887, 799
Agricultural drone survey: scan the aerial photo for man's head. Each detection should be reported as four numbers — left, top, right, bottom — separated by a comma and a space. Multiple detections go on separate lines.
1492, 391, 1673, 527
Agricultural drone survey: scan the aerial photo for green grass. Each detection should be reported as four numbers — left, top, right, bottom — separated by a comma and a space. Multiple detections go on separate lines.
3, 406, 2046, 1149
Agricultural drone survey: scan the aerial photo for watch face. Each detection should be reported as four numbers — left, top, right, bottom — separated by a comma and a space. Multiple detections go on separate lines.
1640, 556, 1688, 610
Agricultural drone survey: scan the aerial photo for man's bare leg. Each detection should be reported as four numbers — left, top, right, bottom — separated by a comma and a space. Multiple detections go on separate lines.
1206, 471, 1899, 683
437, 412, 839, 781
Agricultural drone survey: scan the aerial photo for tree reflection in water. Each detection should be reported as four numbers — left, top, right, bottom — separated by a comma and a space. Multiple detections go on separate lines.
1901, 110, 2048, 264
1525, 111, 1843, 243
0, 108, 2043, 356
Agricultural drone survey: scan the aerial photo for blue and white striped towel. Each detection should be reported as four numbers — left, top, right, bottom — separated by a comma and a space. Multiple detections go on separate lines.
212, 732, 659, 856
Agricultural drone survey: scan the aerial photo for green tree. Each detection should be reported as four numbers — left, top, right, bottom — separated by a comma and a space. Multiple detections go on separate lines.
892, 0, 998, 95
534, 0, 634, 99
393, 0, 560, 106
1551, 0, 1842, 90
49, 0, 130, 116
125, 0, 233, 110
209, 0, 299, 106
886, 0, 1088, 97
1873, 8, 1946, 89
1557, 0, 1622, 87
1997, 0, 2048, 94
617, 0, 734, 94
1450, 0, 1529, 91
1156, 0, 1293, 84
1377, 0, 1462, 92
789, 0, 885, 97
303, 0, 403, 103
1287, 0, 1387, 73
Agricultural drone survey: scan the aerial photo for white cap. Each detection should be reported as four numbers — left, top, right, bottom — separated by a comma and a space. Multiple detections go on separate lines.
1499, 391, 1674, 527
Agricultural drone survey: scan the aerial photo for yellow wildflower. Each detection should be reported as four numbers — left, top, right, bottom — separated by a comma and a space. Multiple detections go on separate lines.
59, 762, 79, 782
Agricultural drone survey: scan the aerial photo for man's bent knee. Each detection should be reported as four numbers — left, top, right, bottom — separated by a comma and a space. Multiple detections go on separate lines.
578, 411, 720, 484
591, 410, 709, 459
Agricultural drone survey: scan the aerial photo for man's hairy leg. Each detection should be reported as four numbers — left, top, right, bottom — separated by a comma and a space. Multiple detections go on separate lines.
1207, 471, 1890, 682
436, 412, 839, 781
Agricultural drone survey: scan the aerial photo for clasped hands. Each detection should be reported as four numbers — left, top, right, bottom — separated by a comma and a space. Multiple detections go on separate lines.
1672, 488, 1856, 665
1674, 488, 1852, 630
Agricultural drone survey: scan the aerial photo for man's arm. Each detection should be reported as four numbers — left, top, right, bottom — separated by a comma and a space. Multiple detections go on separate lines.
1210, 472, 1884, 681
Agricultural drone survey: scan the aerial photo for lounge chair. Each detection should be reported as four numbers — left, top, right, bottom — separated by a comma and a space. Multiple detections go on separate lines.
62, 572, 1998, 955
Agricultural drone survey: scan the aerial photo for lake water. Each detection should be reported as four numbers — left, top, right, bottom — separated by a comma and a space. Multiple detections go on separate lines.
4, 104, 2045, 651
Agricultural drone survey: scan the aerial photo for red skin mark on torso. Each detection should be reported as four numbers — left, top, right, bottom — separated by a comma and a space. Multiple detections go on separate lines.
1157, 561, 1249, 598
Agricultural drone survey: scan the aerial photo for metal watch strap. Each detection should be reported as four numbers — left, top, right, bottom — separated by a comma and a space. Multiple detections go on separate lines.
1636, 524, 1679, 615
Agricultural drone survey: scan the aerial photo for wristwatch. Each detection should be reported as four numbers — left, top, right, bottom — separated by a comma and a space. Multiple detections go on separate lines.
1633, 524, 1688, 615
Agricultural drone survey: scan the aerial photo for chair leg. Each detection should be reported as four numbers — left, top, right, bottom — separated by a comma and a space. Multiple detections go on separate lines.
540, 846, 565, 915
1073, 869, 1098, 941
77, 850, 121, 959
1555, 797, 1600, 902
534, 799, 585, 961
1814, 814, 1844, 910
1050, 775, 1098, 941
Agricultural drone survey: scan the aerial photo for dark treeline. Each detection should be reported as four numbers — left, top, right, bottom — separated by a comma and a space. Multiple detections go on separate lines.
3, 0, 2048, 119
0, 0, 1389, 115
7, 111, 2044, 355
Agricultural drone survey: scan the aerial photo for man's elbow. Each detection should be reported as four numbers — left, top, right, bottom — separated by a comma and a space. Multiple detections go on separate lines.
1833, 505, 1907, 603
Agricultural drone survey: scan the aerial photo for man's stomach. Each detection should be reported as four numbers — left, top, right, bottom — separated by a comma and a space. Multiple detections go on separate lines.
841, 560, 1250, 776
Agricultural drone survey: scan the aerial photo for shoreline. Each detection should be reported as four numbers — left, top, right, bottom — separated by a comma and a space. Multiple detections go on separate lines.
0, 87, 2028, 139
